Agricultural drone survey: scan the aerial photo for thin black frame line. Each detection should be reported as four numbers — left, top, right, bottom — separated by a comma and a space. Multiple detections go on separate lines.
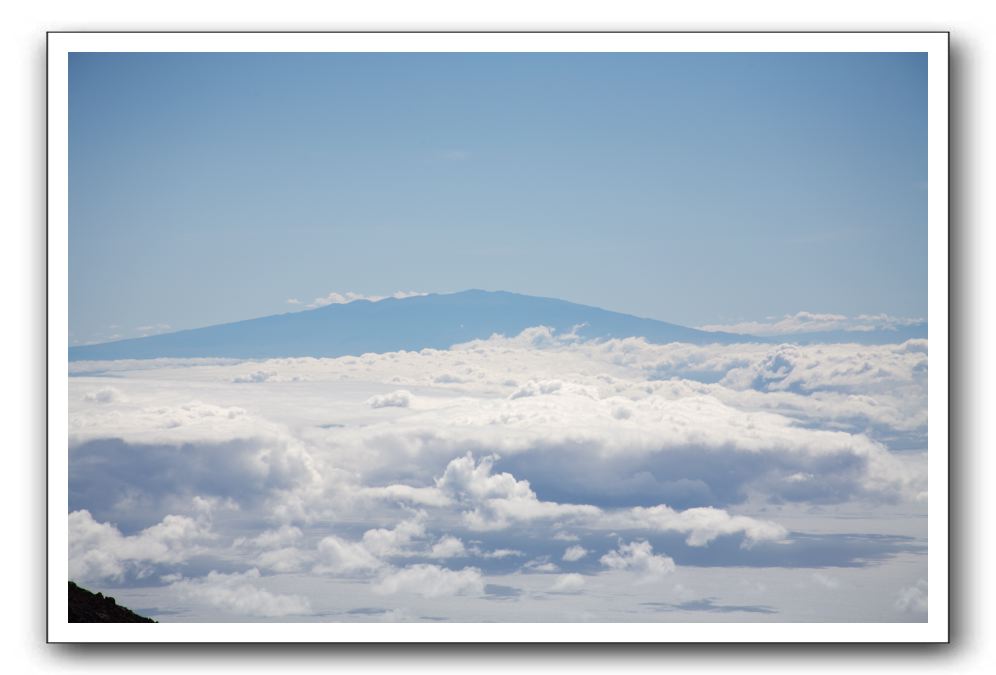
45, 30, 951, 646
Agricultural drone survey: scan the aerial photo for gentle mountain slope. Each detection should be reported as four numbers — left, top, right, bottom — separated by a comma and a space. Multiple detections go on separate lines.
68, 289, 750, 361
69, 290, 924, 361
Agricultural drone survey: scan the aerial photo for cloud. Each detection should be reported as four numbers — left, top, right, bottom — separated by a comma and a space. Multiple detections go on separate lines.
65, 325, 928, 621
553, 531, 580, 542
812, 572, 840, 589
68, 434, 322, 532
232, 370, 277, 384
254, 546, 313, 573
469, 547, 524, 559
136, 323, 171, 336
550, 573, 586, 592
235, 525, 303, 550
169, 569, 311, 617
562, 545, 588, 562
367, 390, 413, 409
313, 535, 385, 575
523, 559, 560, 573
70, 357, 240, 376
600, 541, 676, 581
373, 564, 484, 598
643, 597, 777, 615
361, 514, 427, 557
83, 387, 126, 404
509, 379, 565, 399
301, 291, 428, 309
601, 505, 787, 547
69, 509, 212, 583
428, 536, 467, 559
359, 484, 452, 508
895, 579, 928, 615
699, 311, 923, 336
435, 453, 600, 530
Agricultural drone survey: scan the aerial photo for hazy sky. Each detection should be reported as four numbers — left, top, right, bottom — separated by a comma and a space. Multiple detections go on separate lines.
69, 52, 927, 344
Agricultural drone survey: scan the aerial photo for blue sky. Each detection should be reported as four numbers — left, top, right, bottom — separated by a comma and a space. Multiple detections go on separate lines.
69, 52, 927, 344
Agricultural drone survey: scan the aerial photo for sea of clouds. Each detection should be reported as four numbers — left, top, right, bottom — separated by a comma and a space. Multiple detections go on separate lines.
67, 327, 929, 622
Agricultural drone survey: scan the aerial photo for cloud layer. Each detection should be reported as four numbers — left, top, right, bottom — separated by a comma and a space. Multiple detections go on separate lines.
699, 311, 924, 336
67, 326, 928, 622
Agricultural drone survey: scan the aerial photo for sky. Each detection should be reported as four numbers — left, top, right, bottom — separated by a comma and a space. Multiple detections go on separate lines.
69, 52, 927, 344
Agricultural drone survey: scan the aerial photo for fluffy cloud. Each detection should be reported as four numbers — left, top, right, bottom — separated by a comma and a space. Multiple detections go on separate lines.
169, 569, 311, 617
468, 546, 524, 559
601, 505, 787, 547
235, 525, 303, 550
68, 434, 322, 532
600, 541, 676, 581
361, 514, 427, 557
699, 311, 924, 336
367, 389, 413, 409
334, 381, 923, 509
313, 535, 385, 575
428, 536, 467, 559
69, 509, 212, 583
254, 546, 313, 573
550, 573, 586, 592
562, 545, 588, 562
373, 564, 484, 598
436, 453, 600, 530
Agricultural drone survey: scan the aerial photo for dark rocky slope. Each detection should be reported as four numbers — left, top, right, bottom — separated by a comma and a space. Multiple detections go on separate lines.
68, 581, 155, 623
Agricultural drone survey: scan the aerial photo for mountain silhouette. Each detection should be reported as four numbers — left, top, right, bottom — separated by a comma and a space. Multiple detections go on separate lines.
69, 290, 926, 361
69, 289, 752, 361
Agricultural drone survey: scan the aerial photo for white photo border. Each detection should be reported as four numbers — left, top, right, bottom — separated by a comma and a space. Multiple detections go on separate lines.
47, 31, 949, 643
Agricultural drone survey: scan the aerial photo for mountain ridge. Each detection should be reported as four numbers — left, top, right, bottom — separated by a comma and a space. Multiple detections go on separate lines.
68, 290, 925, 362
69, 289, 751, 361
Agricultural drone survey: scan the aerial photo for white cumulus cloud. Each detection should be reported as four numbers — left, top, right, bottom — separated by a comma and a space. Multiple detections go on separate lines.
69, 509, 212, 583
550, 573, 586, 592
373, 564, 484, 598
169, 569, 311, 617
367, 389, 413, 409
600, 541, 676, 581
562, 545, 588, 562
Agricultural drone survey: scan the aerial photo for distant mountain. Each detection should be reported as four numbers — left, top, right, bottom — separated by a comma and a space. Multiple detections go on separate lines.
68, 290, 752, 361
68, 291, 928, 362
68, 581, 155, 623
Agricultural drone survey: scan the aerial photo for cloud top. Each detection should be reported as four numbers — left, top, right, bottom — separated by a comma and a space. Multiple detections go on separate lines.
699, 311, 924, 336
289, 290, 428, 309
